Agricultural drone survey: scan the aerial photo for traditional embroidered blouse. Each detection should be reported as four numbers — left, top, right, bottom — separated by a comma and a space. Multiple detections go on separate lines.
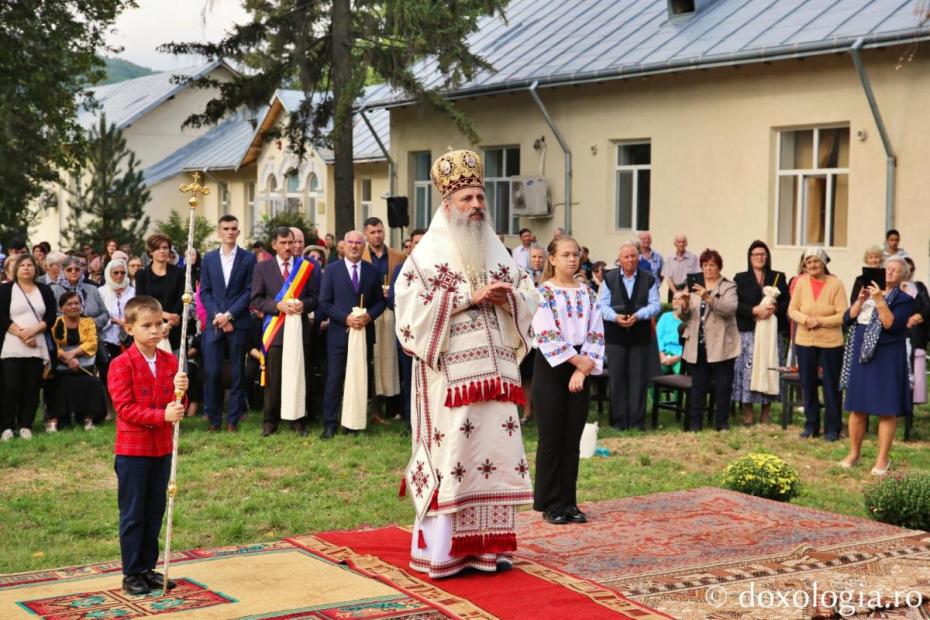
532, 282, 605, 373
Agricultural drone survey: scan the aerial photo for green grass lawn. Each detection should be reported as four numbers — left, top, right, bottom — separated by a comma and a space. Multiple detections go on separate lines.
1, 404, 927, 575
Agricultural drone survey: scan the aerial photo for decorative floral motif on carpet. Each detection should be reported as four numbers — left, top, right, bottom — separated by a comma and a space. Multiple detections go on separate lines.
17, 577, 235, 619
236, 594, 444, 619
514, 487, 930, 619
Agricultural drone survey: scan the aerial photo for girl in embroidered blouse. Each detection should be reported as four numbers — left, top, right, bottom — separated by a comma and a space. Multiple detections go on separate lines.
531, 236, 605, 526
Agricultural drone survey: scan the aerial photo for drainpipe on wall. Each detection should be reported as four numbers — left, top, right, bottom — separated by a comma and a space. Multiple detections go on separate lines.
850, 37, 896, 232
528, 80, 572, 233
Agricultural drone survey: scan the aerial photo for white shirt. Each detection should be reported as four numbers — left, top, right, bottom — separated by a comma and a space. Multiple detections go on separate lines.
344, 257, 362, 279
141, 349, 157, 376
276, 256, 293, 279
220, 245, 238, 286
512, 245, 532, 271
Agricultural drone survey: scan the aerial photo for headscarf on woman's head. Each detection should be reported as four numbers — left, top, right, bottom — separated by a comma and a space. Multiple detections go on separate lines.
104, 258, 129, 292
801, 247, 831, 275
801, 247, 830, 265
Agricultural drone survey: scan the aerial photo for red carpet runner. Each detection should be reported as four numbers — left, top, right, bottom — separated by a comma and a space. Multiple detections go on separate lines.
290, 525, 671, 619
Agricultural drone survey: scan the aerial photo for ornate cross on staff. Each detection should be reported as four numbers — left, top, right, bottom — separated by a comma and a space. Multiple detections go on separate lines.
161, 172, 209, 590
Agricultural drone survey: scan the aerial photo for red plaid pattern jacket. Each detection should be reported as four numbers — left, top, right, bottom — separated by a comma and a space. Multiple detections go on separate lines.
108, 345, 178, 457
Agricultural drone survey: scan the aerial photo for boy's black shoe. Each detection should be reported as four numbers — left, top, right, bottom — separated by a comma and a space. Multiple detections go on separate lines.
142, 570, 176, 590
122, 574, 151, 595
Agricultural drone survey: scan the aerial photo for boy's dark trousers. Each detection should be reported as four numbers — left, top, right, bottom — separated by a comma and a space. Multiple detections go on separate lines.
115, 455, 171, 576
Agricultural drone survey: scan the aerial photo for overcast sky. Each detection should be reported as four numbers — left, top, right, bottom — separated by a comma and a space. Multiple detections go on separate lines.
105, 0, 250, 70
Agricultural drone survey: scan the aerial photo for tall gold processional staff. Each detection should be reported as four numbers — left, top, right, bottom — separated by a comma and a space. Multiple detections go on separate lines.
161, 173, 209, 587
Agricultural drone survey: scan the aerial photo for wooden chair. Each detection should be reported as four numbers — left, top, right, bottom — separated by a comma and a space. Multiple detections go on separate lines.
650, 371, 691, 429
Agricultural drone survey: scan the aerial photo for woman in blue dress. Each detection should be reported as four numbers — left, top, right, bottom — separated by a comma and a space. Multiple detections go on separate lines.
839, 256, 914, 476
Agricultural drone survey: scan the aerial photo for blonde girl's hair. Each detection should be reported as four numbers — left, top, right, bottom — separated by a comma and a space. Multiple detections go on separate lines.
541, 235, 580, 283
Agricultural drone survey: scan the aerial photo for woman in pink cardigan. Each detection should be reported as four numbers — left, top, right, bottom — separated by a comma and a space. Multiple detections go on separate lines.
787, 248, 848, 441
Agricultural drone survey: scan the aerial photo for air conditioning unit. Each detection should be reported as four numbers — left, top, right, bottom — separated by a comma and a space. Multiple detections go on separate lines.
510, 176, 551, 217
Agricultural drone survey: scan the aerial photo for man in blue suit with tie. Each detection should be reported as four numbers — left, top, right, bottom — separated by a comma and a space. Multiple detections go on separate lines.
319, 230, 385, 439
199, 215, 257, 431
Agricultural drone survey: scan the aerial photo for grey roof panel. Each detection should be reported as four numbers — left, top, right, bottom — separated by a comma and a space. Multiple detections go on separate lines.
270, 89, 390, 163
78, 60, 233, 130
142, 111, 260, 186
364, 0, 928, 106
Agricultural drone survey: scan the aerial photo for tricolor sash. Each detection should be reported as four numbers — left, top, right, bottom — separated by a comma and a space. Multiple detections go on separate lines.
260, 257, 314, 385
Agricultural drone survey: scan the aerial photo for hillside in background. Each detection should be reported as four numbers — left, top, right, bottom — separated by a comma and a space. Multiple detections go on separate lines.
98, 57, 155, 84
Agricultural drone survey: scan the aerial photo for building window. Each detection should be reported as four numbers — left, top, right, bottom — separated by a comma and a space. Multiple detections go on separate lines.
484, 146, 520, 235
307, 172, 322, 215
284, 168, 301, 213
412, 151, 432, 229
776, 126, 850, 247
219, 181, 230, 215
359, 178, 372, 226
266, 174, 283, 216
614, 141, 651, 231
247, 182, 257, 233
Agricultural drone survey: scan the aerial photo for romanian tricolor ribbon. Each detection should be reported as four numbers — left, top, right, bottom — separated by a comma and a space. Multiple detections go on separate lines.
260, 256, 314, 385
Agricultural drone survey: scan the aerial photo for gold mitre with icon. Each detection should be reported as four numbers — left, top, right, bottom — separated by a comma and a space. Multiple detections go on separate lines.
430, 149, 484, 198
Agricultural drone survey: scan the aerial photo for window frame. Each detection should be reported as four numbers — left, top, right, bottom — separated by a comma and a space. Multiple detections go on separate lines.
483, 145, 520, 235
774, 124, 850, 248
613, 140, 652, 232
411, 151, 432, 229
218, 181, 230, 216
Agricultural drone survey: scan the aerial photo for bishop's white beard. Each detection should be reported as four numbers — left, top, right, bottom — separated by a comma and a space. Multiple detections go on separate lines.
447, 206, 493, 277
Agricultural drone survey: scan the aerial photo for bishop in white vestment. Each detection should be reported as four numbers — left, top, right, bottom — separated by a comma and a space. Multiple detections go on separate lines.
395, 149, 539, 578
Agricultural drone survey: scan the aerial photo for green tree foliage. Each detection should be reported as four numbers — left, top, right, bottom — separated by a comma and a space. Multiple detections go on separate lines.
0, 0, 134, 240
64, 115, 151, 254
154, 210, 215, 254
161, 0, 507, 237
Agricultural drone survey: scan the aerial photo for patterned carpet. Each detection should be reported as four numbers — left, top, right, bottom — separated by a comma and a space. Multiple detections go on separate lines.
515, 487, 930, 619
5, 488, 928, 619
0, 541, 445, 619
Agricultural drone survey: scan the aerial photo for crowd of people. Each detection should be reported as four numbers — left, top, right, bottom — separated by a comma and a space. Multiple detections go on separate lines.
0, 210, 925, 477
1, 148, 926, 588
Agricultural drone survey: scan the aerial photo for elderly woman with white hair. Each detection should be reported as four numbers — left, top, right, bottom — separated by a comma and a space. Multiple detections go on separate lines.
38, 251, 67, 286
787, 248, 848, 441
98, 259, 136, 361
839, 255, 915, 475
849, 244, 885, 303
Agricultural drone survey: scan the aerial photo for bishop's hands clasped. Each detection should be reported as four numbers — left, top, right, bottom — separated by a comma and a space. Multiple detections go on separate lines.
472, 281, 512, 307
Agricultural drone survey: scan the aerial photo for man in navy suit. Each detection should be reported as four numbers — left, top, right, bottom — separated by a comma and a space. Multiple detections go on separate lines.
250, 227, 320, 437
318, 230, 385, 439
199, 215, 257, 431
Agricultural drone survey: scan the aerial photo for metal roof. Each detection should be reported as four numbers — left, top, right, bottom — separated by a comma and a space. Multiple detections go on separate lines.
142, 110, 261, 186
364, 0, 930, 106
273, 88, 391, 163
78, 60, 237, 130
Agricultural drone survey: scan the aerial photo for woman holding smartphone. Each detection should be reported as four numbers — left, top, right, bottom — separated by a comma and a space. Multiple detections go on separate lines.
532, 236, 604, 525
674, 249, 739, 432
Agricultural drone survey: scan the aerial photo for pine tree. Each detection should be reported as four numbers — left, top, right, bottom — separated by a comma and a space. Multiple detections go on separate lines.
0, 0, 130, 240
64, 114, 151, 253
160, 1, 508, 238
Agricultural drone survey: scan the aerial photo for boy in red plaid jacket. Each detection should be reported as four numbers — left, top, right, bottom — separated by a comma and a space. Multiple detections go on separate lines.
107, 296, 187, 596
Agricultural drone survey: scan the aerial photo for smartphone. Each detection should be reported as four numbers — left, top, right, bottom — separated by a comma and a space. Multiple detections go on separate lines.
861, 267, 885, 290
686, 272, 705, 290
